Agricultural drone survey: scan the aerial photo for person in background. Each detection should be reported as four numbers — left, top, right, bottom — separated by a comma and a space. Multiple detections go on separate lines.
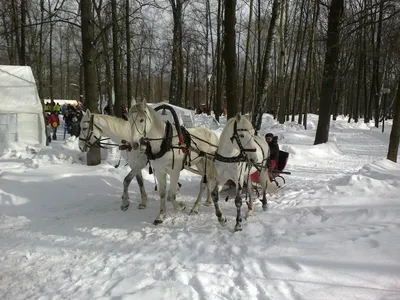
48, 111, 60, 140
54, 103, 61, 114
265, 133, 280, 173
69, 116, 81, 137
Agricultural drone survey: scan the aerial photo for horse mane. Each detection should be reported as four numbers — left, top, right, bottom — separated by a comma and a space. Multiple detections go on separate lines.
219, 117, 236, 142
129, 102, 165, 130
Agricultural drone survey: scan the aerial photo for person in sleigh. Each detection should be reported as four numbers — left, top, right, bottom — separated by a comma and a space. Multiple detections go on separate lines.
250, 133, 280, 183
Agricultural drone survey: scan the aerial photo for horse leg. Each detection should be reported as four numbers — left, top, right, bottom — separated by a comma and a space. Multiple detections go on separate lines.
211, 182, 227, 226
190, 181, 207, 215
259, 169, 269, 211
234, 186, 243, 232
121, 169, 135, 211
246, 174, 253, 217
136, 171, 148, 209
204, 179, 213, 206
154, 171, 167, 225
167, 169, 186, 211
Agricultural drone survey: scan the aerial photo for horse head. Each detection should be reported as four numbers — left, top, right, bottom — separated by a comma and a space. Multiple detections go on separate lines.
127, 100, 152, 151
230, 113, 258, 162
78, 109, 102, 152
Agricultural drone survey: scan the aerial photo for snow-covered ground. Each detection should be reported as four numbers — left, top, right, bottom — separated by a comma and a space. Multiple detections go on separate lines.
1, 114, 400, 300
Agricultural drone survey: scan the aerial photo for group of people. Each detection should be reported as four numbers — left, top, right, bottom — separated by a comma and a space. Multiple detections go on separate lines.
44, 102, 83, 143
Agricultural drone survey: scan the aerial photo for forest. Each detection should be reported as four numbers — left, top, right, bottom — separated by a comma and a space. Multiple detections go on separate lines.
0, 0, 399, 157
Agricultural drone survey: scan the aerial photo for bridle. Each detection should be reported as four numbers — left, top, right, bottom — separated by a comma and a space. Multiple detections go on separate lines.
79, 114, 118, 151
214, 120, 257, 163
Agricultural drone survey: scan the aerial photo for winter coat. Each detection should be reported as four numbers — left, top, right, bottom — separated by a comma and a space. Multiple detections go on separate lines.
69, 118, 80, 137
267, 136, 280, 162
48, 113, 60, 128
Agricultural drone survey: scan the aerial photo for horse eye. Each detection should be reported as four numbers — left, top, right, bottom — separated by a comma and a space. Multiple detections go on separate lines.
140, 119, 144, 123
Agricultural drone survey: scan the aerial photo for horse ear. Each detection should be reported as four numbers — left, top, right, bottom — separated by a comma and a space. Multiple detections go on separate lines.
86, 109, 91, 116
130, 98, 136, 107
236, 113, 241, 122
141, 99, 147, 108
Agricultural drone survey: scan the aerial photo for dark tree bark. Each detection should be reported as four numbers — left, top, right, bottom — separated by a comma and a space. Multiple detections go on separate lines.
214, 0, 223, 121
20, 0, 26, 65
126, 0, 133, 108
168, 0, 184, 106
112, 0, 122, 117
224, 0, 238, 119
373, 0, 384, 128
81, 0, 101, 165
314, 0, 344, 145
387, 77, 400, 163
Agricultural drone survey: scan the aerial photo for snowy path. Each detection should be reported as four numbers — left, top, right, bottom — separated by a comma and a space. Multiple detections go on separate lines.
1, 117, 400, 300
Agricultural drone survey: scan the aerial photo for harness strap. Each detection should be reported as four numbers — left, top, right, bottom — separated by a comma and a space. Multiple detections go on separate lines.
145, 121, 173, 160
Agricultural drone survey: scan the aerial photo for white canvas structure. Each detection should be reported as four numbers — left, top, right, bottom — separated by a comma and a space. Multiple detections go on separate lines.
0, 65, 46, 151
148, 102, 195, 128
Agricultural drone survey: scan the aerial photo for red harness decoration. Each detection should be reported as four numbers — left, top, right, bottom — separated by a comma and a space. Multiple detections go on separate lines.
179, 134, 187, 153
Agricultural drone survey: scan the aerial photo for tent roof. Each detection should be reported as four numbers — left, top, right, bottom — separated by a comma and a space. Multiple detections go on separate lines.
0, 65, 43, 114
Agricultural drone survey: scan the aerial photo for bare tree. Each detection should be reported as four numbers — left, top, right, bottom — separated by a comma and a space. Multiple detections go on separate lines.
81, 0, 100, 165
387, 76, 400, 162
314, 0, 344, 145
224, 0, 238, 118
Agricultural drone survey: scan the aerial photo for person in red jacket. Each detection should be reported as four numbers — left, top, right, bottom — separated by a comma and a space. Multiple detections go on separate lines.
48, 111, 60, 140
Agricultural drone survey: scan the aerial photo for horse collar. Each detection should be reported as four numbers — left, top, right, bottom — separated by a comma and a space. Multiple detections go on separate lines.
145, 121, 174, 160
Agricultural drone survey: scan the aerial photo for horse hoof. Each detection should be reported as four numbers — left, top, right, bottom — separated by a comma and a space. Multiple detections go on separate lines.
137, 204, 146, 209
190, 209, 199, 215
153, 219, 163, 225
121, 204, 129, 211
178, 202, 186, 211
262, 205, 268, 211
234, 224, 243, 232
219, 217, 227, 227
247, 210, 253, 217
203, 201, 212, 206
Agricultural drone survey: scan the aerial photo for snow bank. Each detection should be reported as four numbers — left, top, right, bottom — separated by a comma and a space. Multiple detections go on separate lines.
328, 159, 400, 204
331, 120, 371, 130
283, 141, 343, 167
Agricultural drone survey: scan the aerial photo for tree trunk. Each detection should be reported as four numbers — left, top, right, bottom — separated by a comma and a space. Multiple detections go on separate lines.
253, 0, 280, 129
224, 0, 238, 119
20, 0, 26, 65
241, 0, 254, 114
215, 0, 223, 121
126, 0, 133, 108
112, 0, 122, 117
314, 0, 344, 145
81, 0, 101, 165
387, 77, 400, 162
277, 0, 286, 124
169, 0, 184, 106
373, 0, 384, 128
292, 0, 310, 122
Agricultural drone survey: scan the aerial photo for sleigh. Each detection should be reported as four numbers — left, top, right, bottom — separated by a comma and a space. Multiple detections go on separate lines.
270, 150, 291, 187
249, 150, 291, 189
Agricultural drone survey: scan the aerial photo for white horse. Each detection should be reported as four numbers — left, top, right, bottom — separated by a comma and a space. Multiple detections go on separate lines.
210, 114, 274, 232
78, 109, 149, 210
127, 100, 219, 225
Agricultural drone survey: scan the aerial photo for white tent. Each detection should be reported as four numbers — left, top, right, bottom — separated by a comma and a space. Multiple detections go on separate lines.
0, 65, 46, 151
148, 102, 196, 128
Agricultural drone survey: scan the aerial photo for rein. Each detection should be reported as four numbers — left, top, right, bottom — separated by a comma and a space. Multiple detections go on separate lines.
79, 114, 121, 149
